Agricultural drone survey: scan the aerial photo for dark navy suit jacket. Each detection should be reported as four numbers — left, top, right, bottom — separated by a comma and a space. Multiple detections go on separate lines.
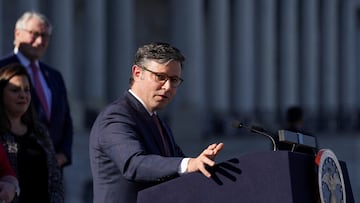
89, 91, 185, 203
0, 53, 73, 166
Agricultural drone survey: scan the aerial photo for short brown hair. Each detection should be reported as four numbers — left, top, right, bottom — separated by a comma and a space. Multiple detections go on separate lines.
130, 42, 185, 85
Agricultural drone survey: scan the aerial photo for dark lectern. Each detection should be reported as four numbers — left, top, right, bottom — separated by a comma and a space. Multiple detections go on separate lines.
137, 151, 354, 203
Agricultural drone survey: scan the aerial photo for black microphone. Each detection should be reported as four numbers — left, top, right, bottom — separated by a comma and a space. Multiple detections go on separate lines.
232, 120, 277, 151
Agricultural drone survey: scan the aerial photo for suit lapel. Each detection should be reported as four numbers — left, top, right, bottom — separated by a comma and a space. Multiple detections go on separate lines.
125, 92, 169, 156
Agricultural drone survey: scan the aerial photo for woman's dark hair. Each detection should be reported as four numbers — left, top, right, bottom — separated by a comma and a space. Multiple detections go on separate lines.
0, 63, 37, 134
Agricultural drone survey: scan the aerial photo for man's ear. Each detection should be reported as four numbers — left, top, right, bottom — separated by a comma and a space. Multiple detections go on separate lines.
132, 65, 143, 81
14, 29, 22, 46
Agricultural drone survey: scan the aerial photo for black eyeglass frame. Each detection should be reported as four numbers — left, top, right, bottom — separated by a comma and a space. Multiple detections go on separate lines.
140, 66, 184, 88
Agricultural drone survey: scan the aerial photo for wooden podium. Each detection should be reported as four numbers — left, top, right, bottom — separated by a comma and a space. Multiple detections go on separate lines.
137, 151, 354, 203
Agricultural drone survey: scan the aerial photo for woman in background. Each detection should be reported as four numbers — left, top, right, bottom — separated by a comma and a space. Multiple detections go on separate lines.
0, 63, 63, 203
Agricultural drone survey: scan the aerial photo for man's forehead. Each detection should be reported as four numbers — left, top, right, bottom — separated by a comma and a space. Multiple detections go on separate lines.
25, 18, 50, 30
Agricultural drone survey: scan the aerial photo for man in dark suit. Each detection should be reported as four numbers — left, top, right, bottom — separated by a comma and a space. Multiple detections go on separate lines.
0, 11, 73, 168
89, 42, 224, 203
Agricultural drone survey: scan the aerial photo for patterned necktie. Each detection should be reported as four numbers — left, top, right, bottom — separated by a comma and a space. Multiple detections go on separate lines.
30, 62, 50, 120
152, 114, 170, 156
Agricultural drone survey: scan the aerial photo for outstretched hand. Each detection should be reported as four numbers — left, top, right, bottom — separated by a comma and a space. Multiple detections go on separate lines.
187, 143, 224, 178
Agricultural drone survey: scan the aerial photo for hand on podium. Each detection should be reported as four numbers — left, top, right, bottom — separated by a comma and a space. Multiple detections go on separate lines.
187, 143, 224, 178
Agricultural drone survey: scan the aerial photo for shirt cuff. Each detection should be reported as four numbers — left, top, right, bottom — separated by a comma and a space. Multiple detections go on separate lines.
178, 158, 190, 174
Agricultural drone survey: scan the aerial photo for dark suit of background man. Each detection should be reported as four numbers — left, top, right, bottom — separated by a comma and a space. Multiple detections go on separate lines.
89, 42, 224, 203
0, 11, 73, 168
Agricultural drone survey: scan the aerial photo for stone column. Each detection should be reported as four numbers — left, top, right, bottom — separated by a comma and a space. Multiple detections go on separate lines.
338, 0, 357, 129
300, 0, 319, 129
107, 0, 135, 101
83, 1, 106, 107
256, 0, 277, 125
233, 0, 255, 121
278, 0, 298, 110
48, 0, 74, 92
207, 0, 230, 112
320, 0, 338, 130
170, 0, 206, 139
171, 0, 205, 107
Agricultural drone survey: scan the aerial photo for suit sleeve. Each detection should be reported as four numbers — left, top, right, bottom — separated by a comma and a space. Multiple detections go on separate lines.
92, 106, 184, 183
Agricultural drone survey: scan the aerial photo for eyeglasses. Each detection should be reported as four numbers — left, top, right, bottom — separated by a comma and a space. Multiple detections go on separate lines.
141, 66, 183, 88
20, 29, 50, 40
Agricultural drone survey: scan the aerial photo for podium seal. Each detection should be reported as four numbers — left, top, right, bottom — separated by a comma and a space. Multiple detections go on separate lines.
315, 149, 346, 203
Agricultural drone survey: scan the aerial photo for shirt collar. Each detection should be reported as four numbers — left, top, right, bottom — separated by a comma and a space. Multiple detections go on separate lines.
128, 89, 155, 116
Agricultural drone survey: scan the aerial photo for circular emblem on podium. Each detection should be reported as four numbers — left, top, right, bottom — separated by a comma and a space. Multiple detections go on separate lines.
315, 149, 346, 203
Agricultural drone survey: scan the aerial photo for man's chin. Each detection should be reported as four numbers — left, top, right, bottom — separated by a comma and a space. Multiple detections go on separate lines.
155, 101, 168, 110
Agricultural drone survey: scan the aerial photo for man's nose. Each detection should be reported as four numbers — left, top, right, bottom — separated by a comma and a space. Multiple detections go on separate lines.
162, 78, 172, 89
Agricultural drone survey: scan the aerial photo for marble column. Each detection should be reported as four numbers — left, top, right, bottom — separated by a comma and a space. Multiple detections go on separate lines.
300, 0, 319, 129
207, 0, 230, 112
48, 1, 74, 93
320, 0, 339, 130
107, 0, 135, 101
170, 0, 206, 139
233, 0, 255, 120
256, 0, 277, 124
171, 0, 205, 108
83, 1, 106, 107
338, 0, 357, 129
278, 0, 298, 110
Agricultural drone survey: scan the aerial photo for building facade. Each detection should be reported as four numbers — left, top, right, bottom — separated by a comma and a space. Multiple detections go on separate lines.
1, 0, 360, 135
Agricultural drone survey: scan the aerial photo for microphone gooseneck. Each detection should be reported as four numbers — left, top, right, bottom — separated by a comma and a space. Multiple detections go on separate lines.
232, 120, 277, 151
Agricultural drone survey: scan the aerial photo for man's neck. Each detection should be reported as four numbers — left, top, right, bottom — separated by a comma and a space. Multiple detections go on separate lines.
128, 89, 153, 115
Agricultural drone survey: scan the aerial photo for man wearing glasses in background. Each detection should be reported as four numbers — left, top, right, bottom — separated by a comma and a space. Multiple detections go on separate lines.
0, 11, 73, 169
89, 42, 224, 203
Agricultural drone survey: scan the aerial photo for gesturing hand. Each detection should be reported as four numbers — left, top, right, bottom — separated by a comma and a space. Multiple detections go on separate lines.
187, 143, 224, 178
